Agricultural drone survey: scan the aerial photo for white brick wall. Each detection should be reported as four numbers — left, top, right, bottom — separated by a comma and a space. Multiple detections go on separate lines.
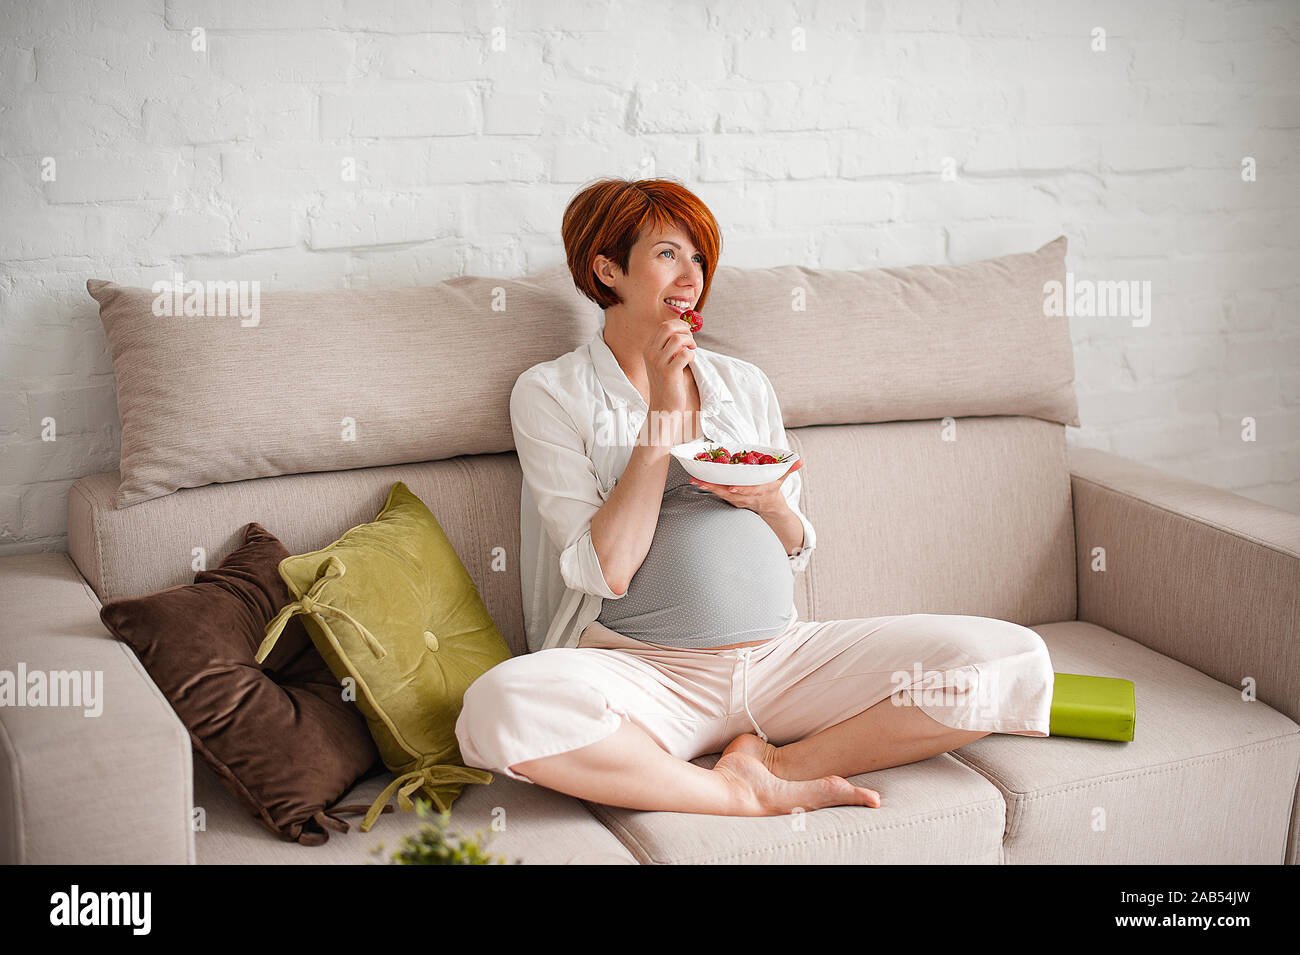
1, 0, 1298, 557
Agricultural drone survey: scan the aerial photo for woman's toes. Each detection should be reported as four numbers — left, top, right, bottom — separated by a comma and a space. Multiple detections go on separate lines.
828, 775, 881, 807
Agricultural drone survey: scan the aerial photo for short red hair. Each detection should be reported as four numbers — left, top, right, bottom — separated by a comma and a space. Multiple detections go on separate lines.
562, 177, 722, 311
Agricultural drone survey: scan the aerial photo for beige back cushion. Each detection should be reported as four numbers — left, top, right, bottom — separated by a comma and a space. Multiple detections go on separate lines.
695, 236, 1077, 429
70, 416, 1077, 658
85, 269, 594, 509
87, 236, 1075, 509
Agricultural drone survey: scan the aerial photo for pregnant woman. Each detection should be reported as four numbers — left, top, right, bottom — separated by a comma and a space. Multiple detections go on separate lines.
455, 178, 1055, 816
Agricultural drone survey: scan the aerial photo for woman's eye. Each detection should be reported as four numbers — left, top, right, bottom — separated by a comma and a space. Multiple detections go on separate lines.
660, 249, 703, 264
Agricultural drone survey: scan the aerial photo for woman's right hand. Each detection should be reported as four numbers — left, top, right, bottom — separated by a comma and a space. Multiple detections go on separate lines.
644, 317, 697, 414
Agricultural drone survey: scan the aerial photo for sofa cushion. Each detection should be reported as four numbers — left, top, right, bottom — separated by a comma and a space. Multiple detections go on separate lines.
256, 481, 514, 832
67, 414, 1077, 660
583, 751, 1008, 864
85, 238, 1076, 510
950, 620, 1300, 864
97, 522, 384, 846
191, 756, 639, 865
84, 267, 593, 509
68, 455, 535, 655
787, 417, 1076, 628
693, 235, 1077, 430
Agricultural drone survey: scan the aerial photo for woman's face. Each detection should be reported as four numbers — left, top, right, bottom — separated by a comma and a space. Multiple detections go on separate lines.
599, 224, 704, 327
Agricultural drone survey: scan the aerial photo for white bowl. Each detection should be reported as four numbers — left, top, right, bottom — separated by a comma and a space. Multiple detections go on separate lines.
670, 439, 799, 487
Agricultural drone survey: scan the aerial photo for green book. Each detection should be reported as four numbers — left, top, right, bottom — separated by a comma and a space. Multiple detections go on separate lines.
1049, 672, 1136, 741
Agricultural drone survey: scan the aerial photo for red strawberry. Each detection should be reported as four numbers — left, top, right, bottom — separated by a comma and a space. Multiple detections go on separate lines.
694, 451, 711, 461
679, 309, 703, 333
758, 453, 778, 464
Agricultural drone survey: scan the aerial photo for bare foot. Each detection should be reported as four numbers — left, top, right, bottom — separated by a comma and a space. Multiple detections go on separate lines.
714, 733, 881, 816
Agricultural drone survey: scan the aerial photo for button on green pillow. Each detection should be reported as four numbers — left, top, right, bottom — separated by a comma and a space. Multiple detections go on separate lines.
256, 481, 512, 832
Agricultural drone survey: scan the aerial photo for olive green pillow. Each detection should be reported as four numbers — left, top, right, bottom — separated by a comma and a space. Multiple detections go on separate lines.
256, 481, 513, 831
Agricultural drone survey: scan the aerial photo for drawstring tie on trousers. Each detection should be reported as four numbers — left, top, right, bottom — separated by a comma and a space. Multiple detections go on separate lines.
738, 648, 768, 743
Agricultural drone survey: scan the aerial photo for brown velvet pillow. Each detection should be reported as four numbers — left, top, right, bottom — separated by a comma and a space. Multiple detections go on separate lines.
99, 521, 387, 845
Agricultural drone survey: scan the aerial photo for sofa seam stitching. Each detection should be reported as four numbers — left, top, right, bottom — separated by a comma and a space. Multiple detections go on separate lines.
590, 794, 1004, 865
579, 801, 651, 864
659, 801, 1006, 865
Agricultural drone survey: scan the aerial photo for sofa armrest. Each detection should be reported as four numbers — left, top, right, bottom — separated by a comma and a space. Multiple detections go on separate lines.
0, 553, 194, 863
1069, 447, 1300, 726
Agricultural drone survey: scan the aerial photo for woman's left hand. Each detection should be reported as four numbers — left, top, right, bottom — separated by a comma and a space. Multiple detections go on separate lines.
687, 458, 803, 515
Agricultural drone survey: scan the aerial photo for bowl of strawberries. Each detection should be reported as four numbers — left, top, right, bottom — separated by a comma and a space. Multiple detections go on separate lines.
670, 439, 799, 487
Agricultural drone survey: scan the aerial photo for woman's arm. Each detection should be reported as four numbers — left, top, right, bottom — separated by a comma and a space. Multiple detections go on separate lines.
510, 372, 675, 599
755, 366, 817, 573
754, 491, 806, 555
510, 373, 630, 600
589, 437, 672, 596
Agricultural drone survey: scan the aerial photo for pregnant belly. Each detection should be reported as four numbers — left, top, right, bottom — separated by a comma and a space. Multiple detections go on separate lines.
595, 487, 795, 650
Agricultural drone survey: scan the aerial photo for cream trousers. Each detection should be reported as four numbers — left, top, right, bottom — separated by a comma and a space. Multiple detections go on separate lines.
455, 612, 1055, 783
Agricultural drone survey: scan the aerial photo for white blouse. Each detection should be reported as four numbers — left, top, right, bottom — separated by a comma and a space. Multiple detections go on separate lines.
509, 319, 816, 654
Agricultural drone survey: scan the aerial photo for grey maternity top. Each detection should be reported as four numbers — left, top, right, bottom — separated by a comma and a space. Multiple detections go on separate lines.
595, 454, 796, 649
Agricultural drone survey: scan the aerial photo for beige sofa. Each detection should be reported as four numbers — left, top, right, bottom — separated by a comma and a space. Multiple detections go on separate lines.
2, 239, 1297, 864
